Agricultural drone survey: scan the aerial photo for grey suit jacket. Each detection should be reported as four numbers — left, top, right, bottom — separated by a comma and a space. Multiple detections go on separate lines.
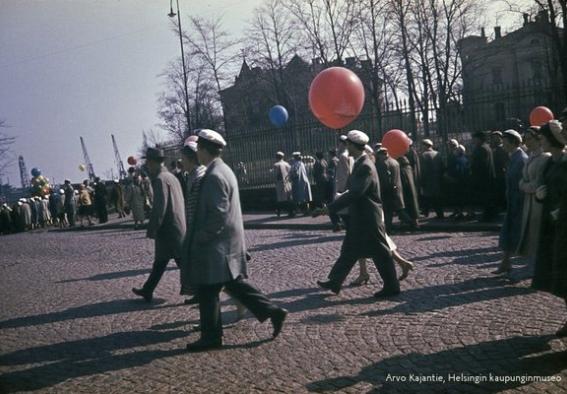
187, 158, 247, 286
147, 166, 186, 260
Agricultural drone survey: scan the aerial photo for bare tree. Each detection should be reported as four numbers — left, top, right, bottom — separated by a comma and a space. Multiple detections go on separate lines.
388, 0, 419, 135
247, 0, 299, 105
184, 15, 240, 103
533, 0, 567, 103
352, 0, 397, 135
284, 0, 358, 64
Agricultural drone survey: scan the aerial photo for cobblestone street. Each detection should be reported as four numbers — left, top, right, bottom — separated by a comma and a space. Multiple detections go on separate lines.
1, 224, 566, 393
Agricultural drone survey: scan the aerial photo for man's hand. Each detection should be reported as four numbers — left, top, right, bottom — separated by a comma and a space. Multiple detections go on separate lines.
536, 185, 547, 200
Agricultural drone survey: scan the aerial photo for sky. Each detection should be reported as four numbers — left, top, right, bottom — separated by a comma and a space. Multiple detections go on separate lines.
0, 0, 530, 187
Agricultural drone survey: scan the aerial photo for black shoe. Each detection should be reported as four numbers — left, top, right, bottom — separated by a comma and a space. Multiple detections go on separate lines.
373, 289, 400, 299
132, 287, 152, 303
186, 338, 222, 352
317, 280, 340, 295
184, 296, 200, 305
270, 308, 288, 339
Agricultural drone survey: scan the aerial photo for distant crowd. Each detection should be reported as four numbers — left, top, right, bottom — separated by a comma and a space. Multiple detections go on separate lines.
272, 128, 546, 231
0, 171, 156, 235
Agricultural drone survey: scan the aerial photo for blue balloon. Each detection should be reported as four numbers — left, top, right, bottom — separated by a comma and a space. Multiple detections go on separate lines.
31, 167, 41, 177
269, 105, 289, 127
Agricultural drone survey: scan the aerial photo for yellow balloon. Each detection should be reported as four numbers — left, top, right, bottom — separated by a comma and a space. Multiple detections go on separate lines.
79, 164, 86, 171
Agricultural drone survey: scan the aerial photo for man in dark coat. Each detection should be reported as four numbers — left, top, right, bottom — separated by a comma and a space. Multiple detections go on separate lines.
317, 130, 400, 298
93, 177, 108, 223
471, 131, 497, 221
63, 179, 76, 227
185, 129, 287, 352
420, 139, 444, 218
313, 152, 329, 208
132, 147, 186, 302
491, 131, 510, 212
375, 147, 406, 232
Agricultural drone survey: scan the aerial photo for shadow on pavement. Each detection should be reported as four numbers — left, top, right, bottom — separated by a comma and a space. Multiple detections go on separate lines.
58, 267, 177, 283
0, 299, 176, 330
249, 234, 343, 252
412, 245, 500, 262
300, 313, 346, 325
361, 276, 534, 317
306, 335, 565, 393
0, 330, 187, 393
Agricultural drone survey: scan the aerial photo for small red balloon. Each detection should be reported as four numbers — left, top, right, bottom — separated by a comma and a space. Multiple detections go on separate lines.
309, 67, 365, 129
382, 129, 411, 159
529, 106, 554, 126
127, 156, 137, 166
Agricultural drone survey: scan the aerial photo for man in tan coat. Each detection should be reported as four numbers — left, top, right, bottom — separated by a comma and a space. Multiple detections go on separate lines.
132, 147, 186, 302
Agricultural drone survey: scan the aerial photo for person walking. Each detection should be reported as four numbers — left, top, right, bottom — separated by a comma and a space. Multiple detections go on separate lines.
273, 151, 292, 217
491, 131, 510, 212
289, 152, 312, 216
531, 120, 567, 337
329, 135, 354, 231
78, 184, 94, 226
317, 130, 400, 298
125, 176, 146, 229
132, 147, 186, 302
420, 139, 444, 219
516, 126, 549, 270
493, 130, 528, 275
111, 180, 126, 218
470, 131, 497, 221
185, 129, 288, 352
63, 179, 76, 227
375, 147, 408, 232
93, 177, 108, 224
313, 152, 329, 209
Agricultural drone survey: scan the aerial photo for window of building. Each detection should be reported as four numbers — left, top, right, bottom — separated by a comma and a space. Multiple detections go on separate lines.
492, 67, 503, 84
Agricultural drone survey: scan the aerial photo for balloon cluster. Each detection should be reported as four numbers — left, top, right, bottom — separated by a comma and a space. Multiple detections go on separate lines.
30, 168, 51, 197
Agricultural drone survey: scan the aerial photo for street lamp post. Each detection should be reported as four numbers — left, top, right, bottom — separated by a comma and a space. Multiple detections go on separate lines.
169, 0, 192, 137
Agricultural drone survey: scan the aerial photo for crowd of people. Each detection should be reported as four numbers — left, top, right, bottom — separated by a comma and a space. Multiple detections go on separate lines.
2, 110, 566, 350
271, 120, 567, 232
0, 174, 155, 234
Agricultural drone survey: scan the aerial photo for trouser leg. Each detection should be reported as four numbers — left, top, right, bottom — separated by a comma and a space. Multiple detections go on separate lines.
142, 258, 170, 294
328, 250, 360, 288
371, 247, 400, 293
198, 284, 223, 341
224, 278, 279, 322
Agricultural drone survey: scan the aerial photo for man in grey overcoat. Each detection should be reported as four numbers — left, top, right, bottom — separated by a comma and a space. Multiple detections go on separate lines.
185, 129, 288, 352
132, 147, 186, 302
317, 130, 400, 298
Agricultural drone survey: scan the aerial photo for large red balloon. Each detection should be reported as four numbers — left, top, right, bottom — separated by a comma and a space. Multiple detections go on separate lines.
309, 67, 365, 129
382, 129, 411, 159
530, 106, 554, 126
127, 156, 137, 166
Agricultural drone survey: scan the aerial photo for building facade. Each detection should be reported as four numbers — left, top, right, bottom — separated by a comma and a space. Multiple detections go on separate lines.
458, 11, 565, 130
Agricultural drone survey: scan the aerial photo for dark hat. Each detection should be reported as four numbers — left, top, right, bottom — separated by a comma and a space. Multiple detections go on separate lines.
472, 131, 489, 140
143, 147, 165, 162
